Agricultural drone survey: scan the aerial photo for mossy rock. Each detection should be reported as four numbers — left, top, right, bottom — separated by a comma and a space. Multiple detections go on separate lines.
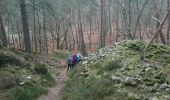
145, 53, 155, 59
163, 55, 170, 63
113, 90, 128, 100
155, 72, 167, 84
128, 94, 142, 100
0, 72, 20, 89
143, 78, 156, 86
121, 40, 144, 52
105, 60, 122, 71
0, 51, 26, 68
124, 77, 138, 87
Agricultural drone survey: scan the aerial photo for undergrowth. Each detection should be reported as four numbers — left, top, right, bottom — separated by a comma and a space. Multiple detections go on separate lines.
0, 48, 64, 100
7, 85, 48, 100
62, 40, 170, 100
54, 50, 70, 59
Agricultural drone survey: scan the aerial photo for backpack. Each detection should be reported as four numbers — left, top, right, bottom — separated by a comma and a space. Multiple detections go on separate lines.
67, 58, 73, 64
76, 55, 81, 62
72, 54, 77, 63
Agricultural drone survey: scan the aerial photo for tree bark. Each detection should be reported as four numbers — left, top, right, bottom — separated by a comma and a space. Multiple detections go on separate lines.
108, 0, 112, 43
115, 0, 119, 42
141, 11, 169, 60
100, 0, 106, 48
78, 0, 87, 56
167, 0, 170, 45
0, 15, 7, 47
20, 0, 31, 52
127, 0, 133, 39
133, 0, 149, 39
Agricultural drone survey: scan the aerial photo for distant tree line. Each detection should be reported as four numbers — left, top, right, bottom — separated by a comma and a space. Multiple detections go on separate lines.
0, 0, 169, 55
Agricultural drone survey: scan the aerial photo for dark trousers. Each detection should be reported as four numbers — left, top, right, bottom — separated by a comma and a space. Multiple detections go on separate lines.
67, 64, 73, 71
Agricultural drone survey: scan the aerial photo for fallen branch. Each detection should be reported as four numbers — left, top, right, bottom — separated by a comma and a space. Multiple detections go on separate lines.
141, 10, 170, 60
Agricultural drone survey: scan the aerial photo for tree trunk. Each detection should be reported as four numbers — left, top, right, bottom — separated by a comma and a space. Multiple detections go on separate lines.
37, 10, 42, 53
20, 0, 31, 52
78, 0, 87, 56
69, 16, 75, 49
141, 11, 169, 60
127, 0, 133, 39
167, 0, 170, 45
100, 0, 106, 48
115, 0, 119, 42
43, 10, 48, 55
133, 0, 149, 39
0, 15, 7, 47
33, 0, 38, 51
108, 0, 112, 43
56, 21, 61, 49
89, 17, 92, 49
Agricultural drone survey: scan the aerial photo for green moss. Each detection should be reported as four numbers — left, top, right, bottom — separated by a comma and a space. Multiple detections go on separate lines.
54, 50, 70, 59
0, 53, 20, 67
143, 78, 155, 86
7, 85, 48, 100
0, 72, 19, 89
121, 40, 144, 52
34, 63, 48, 75
105, 60, 122, 71
155, 72, 167, 84
41, 74, 55, 87
62, 40, 170, 99
62, 77, 115, 100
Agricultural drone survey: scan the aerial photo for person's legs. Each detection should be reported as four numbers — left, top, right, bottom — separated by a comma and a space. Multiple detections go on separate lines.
73, 62, 75, 68
67, 64, 70, 71
71, 64, 73, 69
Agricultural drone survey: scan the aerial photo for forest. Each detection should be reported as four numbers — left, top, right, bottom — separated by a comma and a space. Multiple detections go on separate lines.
0, 0, 170, 100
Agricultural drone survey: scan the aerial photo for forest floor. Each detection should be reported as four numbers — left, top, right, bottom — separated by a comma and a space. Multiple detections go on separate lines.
38, 67, 68, 100
0, 48, 70, 100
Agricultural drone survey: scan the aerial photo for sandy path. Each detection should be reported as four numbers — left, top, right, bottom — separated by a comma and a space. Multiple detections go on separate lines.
38, 68, 68, 100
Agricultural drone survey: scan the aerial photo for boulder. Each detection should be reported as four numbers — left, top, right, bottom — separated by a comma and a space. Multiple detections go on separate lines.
143, 78, 156, 86
111, 76, 122, 83
124, 77, 137, 87
0, 74, 19, 89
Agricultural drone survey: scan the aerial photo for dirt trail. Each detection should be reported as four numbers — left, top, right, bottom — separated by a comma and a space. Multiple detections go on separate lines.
38, 68, 68, 100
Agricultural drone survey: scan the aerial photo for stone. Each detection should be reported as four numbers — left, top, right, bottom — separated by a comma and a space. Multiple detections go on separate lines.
82, 61, 88, 65
148, 96, 158, 100
111, 76, 122, 83
143, 78, 155, 86
124, 77, 137, 87
155, 72, 167, 84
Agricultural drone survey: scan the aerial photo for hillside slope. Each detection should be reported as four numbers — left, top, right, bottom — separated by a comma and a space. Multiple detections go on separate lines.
0, 48, 69, 100
62, 40, 170, 100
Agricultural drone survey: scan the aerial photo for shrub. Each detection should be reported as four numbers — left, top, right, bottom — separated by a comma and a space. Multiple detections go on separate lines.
41, 73, 55, 87
122, 40, 144, 52
62, 77, 115, 100
0, 45, 3, 49
105, 60, 122, 71
0, 53, 19, 67
0, 72, 19, 89
54, 50, 70, 59
9, 85, 48, 100
34, 63, 48, 75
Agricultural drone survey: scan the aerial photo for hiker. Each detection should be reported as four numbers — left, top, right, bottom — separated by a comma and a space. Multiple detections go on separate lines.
66, 53, 83, 70
76, 53, 81, 63
66, 56, 73, 71
72, 54, 77, 67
